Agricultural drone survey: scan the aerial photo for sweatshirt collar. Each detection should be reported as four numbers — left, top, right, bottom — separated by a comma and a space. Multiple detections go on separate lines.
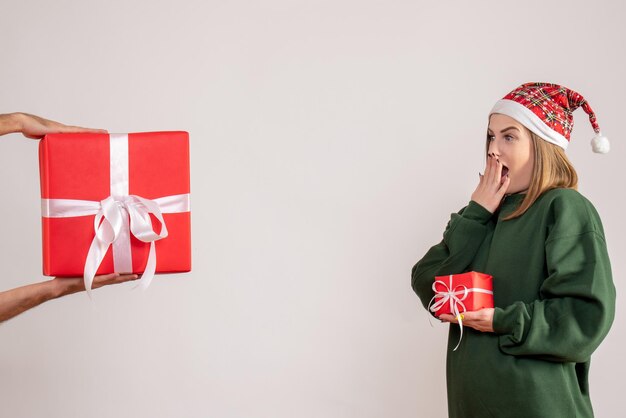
502, 192, 527, 204
498, 192, 526, 217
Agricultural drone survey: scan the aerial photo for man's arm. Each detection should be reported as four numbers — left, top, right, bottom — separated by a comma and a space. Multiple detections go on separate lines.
0, 112, 138, 323
0, 113, 21, 136
0, 273, 139, 323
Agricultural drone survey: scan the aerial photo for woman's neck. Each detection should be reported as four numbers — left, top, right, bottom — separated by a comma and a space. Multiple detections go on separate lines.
505, 188, 528, 197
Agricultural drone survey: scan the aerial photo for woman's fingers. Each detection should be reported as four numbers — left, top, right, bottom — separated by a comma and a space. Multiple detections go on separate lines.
496, 174, 511, 196
486, 155, 504, 189
439, 309, 495, 332
471, 153, 508, 214
439, 314, 456, 323
487, 154, 497, 185
492, 156, 501, 185
487, 155, 494, 184
482, 155, 491, 185
494, 158, 503, 186
484, 155, 492, 181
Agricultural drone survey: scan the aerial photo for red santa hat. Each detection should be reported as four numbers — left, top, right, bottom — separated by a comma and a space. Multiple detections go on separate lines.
489, 82, 610, 153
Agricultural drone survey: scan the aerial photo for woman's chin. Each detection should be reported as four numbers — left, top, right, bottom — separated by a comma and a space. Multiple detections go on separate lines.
506, 185, 529, 195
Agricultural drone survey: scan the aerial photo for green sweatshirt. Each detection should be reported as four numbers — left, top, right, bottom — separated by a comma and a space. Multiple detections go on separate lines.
411, 188, 616, 418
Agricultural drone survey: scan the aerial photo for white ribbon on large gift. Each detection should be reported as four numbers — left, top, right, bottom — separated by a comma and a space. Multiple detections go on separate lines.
428, 275, 493, 351
40, 134, 190, 296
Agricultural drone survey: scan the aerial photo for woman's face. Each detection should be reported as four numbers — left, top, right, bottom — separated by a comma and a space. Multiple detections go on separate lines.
487, 113, 535, 194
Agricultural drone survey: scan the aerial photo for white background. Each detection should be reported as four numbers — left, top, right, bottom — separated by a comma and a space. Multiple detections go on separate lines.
1, 1, 623, 417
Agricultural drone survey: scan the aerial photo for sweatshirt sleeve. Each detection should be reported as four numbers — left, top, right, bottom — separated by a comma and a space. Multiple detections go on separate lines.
411, 200, 493, 314
492, 196, 616, 362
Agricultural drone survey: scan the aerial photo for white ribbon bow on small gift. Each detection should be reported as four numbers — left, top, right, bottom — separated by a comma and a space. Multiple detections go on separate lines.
41, 133, 190, 297
428, 275, 493, 351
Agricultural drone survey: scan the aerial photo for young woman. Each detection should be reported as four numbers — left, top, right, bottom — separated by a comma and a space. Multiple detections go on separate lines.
411, 82, 616, 418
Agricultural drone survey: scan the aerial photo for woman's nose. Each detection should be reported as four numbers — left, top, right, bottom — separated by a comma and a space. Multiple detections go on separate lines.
488, 143, 500, 158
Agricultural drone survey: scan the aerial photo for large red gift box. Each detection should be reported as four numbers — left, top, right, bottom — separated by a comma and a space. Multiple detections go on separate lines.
430, 271, 493, 317
39, 131, 191, 282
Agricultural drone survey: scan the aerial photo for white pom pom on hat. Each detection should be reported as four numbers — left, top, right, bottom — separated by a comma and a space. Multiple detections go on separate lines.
591, 132, 610, 154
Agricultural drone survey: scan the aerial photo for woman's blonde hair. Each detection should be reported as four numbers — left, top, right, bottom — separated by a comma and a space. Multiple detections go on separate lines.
484, 127, 578, 221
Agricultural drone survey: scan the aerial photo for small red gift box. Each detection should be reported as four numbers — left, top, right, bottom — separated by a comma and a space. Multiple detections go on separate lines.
429, 271, 493, 317
39, 132, 191, 290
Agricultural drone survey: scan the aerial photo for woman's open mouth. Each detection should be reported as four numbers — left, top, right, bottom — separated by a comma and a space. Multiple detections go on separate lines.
501, 165, 509, 181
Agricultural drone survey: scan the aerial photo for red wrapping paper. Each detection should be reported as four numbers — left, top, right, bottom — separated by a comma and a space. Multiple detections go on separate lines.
39, 131, 191, 277
431, 271, 493, 317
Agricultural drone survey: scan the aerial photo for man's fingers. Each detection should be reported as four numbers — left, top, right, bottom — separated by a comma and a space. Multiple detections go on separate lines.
106, 272, 139, 282
96, 273, 120, 281
19, 113, 108, 138
118, 273, 140, 282
60, 125, 108, 134
87, 273, 139, 290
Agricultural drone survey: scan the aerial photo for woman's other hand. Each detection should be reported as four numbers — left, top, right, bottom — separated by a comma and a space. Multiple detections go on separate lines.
440, 308, 494, 333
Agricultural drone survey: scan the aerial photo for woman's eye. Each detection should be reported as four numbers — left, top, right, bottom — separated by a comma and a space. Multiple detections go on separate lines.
505, 135, 514, 141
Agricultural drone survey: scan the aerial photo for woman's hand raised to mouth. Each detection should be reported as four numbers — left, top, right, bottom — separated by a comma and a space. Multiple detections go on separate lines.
471, 154, 511, 213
